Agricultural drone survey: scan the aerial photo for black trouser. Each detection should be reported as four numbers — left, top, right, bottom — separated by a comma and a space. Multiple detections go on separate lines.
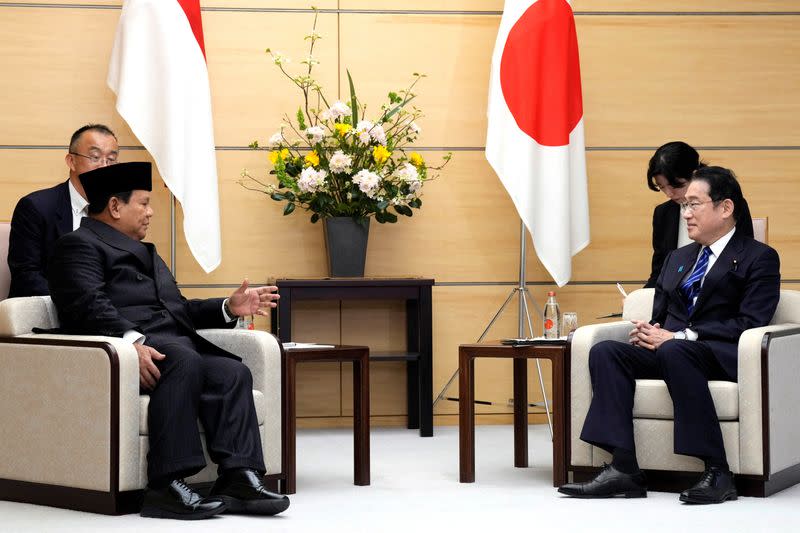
580, 339, 733, 461
144, 334, 265, 483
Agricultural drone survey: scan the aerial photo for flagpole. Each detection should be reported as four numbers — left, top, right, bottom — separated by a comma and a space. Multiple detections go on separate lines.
170, 192, 176, 276
433, 220, 553, 437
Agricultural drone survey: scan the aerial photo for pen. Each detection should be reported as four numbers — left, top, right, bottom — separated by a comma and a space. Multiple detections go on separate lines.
616, 283, 628, 298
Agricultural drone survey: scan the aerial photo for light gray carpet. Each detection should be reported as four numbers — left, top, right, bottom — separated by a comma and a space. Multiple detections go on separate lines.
2, 425, 799, 532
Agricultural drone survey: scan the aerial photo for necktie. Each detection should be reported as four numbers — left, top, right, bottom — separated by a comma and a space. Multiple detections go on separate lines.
681, 246, 711, 314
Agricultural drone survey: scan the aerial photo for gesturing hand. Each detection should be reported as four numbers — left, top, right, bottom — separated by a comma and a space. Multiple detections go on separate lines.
228, 278, 280, 318
136, 343, 166, 391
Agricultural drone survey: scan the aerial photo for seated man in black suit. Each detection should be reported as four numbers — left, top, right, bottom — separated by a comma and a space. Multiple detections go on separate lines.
559, 166, 780, 504
47, 162, 289, 520
7, 124, 119, 297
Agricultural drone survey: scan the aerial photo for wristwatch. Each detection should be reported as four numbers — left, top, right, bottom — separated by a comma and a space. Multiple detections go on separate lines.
673, 329, 687, 340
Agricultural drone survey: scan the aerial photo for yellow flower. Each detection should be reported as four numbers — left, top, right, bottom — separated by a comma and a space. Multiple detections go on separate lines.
304, 150, 320, 167
373, 145, 391, 165
269, 148, 290, 165
334, 123, 352, 136
409, 152, 425, 167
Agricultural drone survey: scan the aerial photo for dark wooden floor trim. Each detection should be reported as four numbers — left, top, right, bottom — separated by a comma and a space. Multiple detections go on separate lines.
0, 479, 140, 515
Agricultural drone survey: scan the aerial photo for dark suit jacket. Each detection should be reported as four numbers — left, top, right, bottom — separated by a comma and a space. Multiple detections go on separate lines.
8, 180, 73, 297
651, 230, 780, 379
47, 217, 238, 360
646, 198, 754, 288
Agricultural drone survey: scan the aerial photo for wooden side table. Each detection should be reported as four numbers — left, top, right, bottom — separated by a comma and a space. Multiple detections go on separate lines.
458, 342, 570, 487
271, 278, 434, 437
282, 345, 370, 494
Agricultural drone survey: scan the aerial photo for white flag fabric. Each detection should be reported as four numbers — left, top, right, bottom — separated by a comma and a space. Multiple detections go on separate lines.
108, 0, 221, 273
486, 0, 590, 287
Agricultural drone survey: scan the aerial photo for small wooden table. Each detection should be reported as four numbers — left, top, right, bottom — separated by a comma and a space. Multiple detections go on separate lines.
458, 342, 570, 487
282, 345, 370, 494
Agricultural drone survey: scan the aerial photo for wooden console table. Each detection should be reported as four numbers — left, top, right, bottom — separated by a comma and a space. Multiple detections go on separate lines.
271, 278, 434, 437
458, 342, 570, 487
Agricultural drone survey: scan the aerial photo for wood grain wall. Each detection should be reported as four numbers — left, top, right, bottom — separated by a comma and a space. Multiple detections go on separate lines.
1, 1, 798, 428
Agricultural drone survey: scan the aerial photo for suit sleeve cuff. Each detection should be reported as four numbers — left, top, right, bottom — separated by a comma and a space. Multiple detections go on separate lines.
221, 298, 237, 323
123, 330, 145, 344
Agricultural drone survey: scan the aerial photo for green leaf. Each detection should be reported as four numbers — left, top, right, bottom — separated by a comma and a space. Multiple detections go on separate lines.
311, 213, 320, 223
283, 203, 296, 216
383, 95, 416, 122
270, 192, 286, 201
394, 205, 413, 217
376, 200, 389, 210
383, 212, 398, 223
248, 140, 259, 149
346, 69, 359, 125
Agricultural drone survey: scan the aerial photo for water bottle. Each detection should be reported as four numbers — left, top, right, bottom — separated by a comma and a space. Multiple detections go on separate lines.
236, 315, 255, 330
543, 291, 560, 339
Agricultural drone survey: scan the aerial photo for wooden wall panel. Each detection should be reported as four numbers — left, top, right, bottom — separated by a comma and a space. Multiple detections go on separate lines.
338, 13, 800, 148
341, 1, 800, 11
0, 9, 339, 147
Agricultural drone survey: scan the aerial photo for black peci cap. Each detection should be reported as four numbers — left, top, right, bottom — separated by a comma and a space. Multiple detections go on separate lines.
79, 161, 152, 209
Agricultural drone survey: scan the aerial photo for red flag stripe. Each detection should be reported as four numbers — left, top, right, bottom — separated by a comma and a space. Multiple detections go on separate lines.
177, 0, 206, 59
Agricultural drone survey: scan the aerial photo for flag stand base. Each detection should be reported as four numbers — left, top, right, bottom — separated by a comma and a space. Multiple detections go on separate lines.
433, 220, 553, 438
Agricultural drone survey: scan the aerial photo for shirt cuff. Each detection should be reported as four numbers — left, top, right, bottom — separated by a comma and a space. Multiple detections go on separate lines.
685, 328, 699, 341
123, 330, 145, 344
222, 298, 237, 323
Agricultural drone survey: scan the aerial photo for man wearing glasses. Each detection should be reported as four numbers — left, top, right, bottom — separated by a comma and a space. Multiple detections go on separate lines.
7, 124, 119, 297
559, 166, 780, 504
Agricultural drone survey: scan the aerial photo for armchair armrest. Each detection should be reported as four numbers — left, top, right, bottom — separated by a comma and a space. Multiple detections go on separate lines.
0, 334, 141, 492
569, 321, 633, 467
737, 325, 800, 476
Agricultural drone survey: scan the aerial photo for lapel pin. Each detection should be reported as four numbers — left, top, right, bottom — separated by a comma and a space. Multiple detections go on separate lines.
678, 266, 684, 273
732, 259, 738, 272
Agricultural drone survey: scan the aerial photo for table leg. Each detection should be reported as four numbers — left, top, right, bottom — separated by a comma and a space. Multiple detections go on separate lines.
353, 352, 371, 486
406, 359, 420, 431
513, 357, 529, 468
418, 287, 434, 437
551, 352, 566, 487
459, 350, 475, 483
283, 355, 297, 494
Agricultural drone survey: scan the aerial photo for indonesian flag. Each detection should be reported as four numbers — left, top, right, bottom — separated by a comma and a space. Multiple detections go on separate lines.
486, 0, 590, 287
108, 0, 221, 273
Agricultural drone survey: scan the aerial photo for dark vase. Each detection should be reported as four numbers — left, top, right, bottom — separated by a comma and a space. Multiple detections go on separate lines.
323, 217, 370, 277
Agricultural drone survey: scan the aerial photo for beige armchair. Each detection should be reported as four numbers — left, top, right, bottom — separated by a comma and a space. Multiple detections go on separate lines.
568, 288, 800, 496
0, 296, 283, 514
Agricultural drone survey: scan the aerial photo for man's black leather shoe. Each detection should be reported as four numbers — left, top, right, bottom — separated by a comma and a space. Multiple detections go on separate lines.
679, 467, 737, 504
210, 468, 290, 515
140, 479, 227, 520
558, 463, 647, 498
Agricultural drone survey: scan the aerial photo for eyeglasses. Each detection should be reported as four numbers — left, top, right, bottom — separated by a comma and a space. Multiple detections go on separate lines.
680, 199, 717, 213
69, 152, 119, 166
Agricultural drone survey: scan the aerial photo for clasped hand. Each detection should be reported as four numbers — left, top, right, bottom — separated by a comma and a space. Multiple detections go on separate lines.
629, 320, 675, 351
227, 279, 280, 317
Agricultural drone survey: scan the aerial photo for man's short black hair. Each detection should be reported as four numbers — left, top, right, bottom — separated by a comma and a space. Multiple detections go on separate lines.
647, 141, 704, 192
691, 165, 745, 222
69, 124, 117, 153
87, 190, 133, 215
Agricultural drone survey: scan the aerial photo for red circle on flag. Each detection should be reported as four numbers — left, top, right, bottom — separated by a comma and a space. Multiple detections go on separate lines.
500, 0, 583, 147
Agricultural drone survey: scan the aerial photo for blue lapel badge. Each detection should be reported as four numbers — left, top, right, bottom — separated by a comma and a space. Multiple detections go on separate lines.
678, 265, 684, 273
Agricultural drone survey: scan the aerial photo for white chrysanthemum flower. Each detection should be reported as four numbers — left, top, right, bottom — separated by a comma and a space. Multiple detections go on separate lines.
319, 110, 331, 121
369, 124, 387, 145
352, 169, 382, 198
353, 120, 374, 145
269, 132, 284, 147
297, 167, 327, 193
409, 121, 421, 134
395, 162, 419, 182
328, 101, 352, 120
304, 126, 325, 144
329, 150, 353, 174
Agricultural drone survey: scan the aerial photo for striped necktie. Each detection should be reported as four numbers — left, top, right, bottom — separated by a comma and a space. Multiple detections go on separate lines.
681, 246, 711, 314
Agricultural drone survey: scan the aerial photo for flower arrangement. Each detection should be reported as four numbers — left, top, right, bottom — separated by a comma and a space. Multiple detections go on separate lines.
240, 7, 451, 225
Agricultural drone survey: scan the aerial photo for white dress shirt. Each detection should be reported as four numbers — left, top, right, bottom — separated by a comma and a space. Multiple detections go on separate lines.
67, 180, 89, 230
